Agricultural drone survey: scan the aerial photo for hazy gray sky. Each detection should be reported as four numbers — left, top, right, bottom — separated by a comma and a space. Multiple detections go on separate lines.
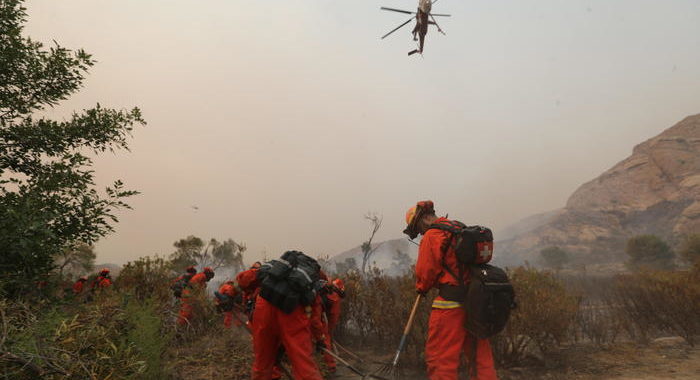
25, 0, 700, 265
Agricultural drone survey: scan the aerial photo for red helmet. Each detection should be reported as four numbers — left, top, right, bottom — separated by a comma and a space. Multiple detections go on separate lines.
99, 268, 110, 275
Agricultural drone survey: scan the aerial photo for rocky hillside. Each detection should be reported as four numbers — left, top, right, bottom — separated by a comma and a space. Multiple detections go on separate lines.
497, 114, 700, 266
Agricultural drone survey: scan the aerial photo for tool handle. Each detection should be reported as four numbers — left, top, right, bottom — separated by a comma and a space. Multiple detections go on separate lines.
403, 294, 422, 335
391, 294, 423, 365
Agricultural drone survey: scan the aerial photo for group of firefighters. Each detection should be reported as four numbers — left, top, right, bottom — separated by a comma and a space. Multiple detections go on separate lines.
70, 200, 498, 380
70, 267, 113, 295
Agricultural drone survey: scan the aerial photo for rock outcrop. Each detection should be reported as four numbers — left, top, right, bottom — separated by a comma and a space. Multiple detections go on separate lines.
497, 114, 700, 265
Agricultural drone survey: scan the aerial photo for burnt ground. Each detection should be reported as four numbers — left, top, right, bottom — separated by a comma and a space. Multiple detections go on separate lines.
170, 328, 700, 380
332, 340, 700, 380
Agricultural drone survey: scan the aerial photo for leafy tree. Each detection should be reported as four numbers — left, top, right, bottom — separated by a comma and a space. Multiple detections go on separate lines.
539, 246, 569, 270
54, 243, 96, 277
360, 212, 383, 275
679, 234, 700, 265
0, 0, 144, 296
625, 235, 675, 271
168, 235, 246, 272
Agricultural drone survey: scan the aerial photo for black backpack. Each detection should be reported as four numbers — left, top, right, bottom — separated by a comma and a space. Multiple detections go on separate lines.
429, 220, 494, 265
171, 273, 193, 298
258, 251, 321, 314
428, 221, 515, 338
466, 264, 516, 339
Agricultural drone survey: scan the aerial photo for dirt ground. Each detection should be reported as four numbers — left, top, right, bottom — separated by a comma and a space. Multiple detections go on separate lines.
332, 339, 700, 380
170, 328, 700, 380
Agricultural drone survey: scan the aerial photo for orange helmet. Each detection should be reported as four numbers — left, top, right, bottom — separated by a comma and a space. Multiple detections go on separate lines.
99, 268, 110, 275
404, 200, 434, 239
332, 278, 345, 292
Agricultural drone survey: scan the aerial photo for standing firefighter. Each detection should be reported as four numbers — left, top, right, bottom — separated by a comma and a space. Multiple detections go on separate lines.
177, 266, 214, 326
405, 200, 500, 380
252, 251, 324, 380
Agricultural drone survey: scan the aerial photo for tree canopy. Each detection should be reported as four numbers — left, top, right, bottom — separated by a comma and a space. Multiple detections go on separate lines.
625, 235, 675, 271
0, 0, 144, 296
168, 235, 246, 273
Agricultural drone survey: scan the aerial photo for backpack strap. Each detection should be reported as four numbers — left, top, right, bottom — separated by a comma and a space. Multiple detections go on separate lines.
427, 220, 467, 288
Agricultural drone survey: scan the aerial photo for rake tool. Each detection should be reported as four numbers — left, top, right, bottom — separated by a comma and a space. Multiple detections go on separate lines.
319, 347, 389, 380
371, 294, 423, 379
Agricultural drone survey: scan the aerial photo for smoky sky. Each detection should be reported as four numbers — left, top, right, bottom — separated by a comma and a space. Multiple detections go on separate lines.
24, 0, 700, 265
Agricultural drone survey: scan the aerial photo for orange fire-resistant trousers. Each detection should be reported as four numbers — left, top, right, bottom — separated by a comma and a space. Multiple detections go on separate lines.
426, 307, 498, 380
251, 296, 323, 380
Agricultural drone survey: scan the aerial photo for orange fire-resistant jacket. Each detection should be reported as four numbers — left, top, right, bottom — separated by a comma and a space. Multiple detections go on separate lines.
236, 267, 260, 304
189, 272, 209, 289
72, 280, 86, 294
415, 217, 471, 309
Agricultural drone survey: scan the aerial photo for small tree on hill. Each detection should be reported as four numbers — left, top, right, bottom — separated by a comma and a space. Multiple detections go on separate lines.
360, 212, 383, 275
679, 234, 700, 265
625, 235, 675, 271
540, 246, 570, 270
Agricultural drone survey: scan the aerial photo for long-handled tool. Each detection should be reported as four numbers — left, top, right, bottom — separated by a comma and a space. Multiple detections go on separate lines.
371, 294, 423, 379
319, 347, 388, 380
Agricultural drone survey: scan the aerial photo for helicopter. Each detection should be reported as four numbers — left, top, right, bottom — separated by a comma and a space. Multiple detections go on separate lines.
381, 0, 451, 56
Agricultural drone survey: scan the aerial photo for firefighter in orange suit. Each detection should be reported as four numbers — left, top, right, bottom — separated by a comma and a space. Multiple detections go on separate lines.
177, 267, 214, 326
406, 200, 498, 380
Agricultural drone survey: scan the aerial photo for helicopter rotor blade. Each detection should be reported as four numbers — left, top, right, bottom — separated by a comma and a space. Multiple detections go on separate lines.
380, 7, 415, 15
381, 17, 414, 39
430, 13, 451, 17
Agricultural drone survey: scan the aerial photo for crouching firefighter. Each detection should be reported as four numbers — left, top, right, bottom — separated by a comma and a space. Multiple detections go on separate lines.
177, 267, 214, 326
312, 276, 346, 374
252, 250, 324, 380
405, 200, 515, 380
214, 280, 240, 328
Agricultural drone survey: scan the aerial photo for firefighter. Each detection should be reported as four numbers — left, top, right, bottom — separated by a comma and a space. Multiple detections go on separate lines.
236, 262, 262, 320
72, 276, 88, 294
237, 262, 283, 380
251, 251, 323, 380
214, 280, 238, 328
91, 268, 112, 290
405, 200, 498, 380
171, 265, 197, 298
327, 278, 345, 334
313, 275, 345, 374
177, 267, 214, 326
